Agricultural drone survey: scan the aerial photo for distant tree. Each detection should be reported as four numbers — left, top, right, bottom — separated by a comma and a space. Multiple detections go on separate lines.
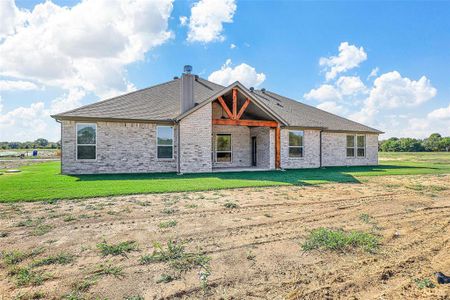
380, 138, 401, 152
399, 138, 424, 152
34, 138, 49, 148
8, 142, 20, 149
440, 137, 450, 152
422, 133, 442, 151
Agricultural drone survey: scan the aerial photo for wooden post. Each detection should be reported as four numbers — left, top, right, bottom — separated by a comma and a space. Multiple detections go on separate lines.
275, 125, 281, 169
232, 88, 237, 119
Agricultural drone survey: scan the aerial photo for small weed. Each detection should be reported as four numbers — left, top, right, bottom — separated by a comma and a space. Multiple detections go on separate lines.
125, 296, 145, 300
302, 228, 380, 253
185, 204, 198, 209
72, 276, 97, 293
31, 224, 53, 236
3, 247, 45, 265
246, 251, 256, 261
12, 290, 46, 300
0, 232, 9, 237
161, 207, 176, 215
415, 278, 435, 289
13, 267, 47, 287
224, 202, 239, 209
158, 220, 177, 229
359, 213, 371, 224
97, 240, 138, 257
31, 252, 74, 267
263, 213, 272, 218
93, 264, 124, 278
156, 273, 175, 283
63, 215, 77, 222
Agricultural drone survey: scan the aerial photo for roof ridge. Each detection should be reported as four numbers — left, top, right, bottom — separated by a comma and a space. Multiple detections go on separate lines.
52, 78, 179, 118
263, 90, 382, 133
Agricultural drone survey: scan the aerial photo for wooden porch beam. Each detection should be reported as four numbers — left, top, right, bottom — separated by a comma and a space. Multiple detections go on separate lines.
217, 96, 233, 119
212, 118, 278, 128
275, 125, 281, 169
232, 88, 238, 119
236, 98, 250, 120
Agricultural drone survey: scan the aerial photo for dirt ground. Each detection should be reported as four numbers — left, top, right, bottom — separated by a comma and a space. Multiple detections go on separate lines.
0, 174, 449, 299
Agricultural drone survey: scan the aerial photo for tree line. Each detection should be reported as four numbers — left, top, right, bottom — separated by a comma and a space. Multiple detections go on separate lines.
0, 139, 60, 150
379, 133, 450, 152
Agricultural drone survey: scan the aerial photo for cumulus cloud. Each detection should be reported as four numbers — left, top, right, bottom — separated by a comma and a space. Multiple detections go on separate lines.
186, 0, 236, 43
316, 101, 348, 116
0, 80, 40, 91
0, 0, 174, 98
208, 59, 266, 87
319, 42, 367, 80
428, 103, 450, 120
304, 84, 341, 102
350, 71, 437, 124
368, 67, 379, 79
336, 76, 366, 96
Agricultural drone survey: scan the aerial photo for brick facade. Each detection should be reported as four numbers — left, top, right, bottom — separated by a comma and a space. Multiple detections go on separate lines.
280, 129, 321, 169
61, 120, 177, 174
212, 125, 251, 168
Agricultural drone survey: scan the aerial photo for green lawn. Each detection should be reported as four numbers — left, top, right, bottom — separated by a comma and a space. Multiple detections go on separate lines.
1, 152, 449, 202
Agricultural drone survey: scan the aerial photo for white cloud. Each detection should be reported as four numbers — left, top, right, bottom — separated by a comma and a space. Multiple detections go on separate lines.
0, 0, 174, 98
230, 43, 236, 49
336, 76, 366, 96
316, 101, 348, 116
179, 16, 188, 26
208, 59, 266, 87
186, 0, 236, 43
48, 88, 86, 115
350, 71, 437, 124
0, 80, 40, 91
368, 67, 379, 79
304, 84, 341, 102
428, 103, 450, 120
319, 42, 367, 80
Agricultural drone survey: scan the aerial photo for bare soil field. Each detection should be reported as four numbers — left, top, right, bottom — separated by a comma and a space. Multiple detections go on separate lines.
1, 174, 449, 299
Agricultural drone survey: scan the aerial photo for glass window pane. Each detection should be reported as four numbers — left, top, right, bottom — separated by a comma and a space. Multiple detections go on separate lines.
157, 146, 173, 159
216, 135, 231, 151
289, 131, 304, 146
357, 148, 365, 157
346, 148, 355, 157
77, 124, 96, 144
357, 135, 365, 147
289, 147, 303, 158
216, 152, 231, 162
346, 135, 355, 147
157, 127, 173, 145
77, 145, 96, 159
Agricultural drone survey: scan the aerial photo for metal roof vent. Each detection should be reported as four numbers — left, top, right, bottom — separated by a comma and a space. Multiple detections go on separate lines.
250, 87, 254, 92
173, 76, 179, 80
183, 65, 193, 74
261, 88, 266, 93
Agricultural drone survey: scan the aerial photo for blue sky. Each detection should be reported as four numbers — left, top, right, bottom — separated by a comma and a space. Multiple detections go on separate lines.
1, 0, 449, 141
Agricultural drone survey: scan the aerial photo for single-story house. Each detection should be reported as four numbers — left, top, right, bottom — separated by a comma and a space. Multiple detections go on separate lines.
51, 65, 383, 175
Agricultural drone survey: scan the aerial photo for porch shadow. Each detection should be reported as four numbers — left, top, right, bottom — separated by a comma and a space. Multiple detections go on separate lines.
71, 164, 430, 186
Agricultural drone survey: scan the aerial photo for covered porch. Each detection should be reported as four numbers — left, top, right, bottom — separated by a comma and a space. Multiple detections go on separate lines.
210, 85, 282, 171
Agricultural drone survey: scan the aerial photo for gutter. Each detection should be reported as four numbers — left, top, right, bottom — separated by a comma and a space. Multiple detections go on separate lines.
175, 120, 182, 175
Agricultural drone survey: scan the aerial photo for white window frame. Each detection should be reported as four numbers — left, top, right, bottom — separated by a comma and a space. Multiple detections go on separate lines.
288, 130, 304, 158
346, 134, 366, 158
76, 123, 97, 161
215, 133, 232, 163
156, 125, 174, 160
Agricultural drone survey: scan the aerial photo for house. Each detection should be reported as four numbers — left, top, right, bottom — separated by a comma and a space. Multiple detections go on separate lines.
51, 65, 383, 175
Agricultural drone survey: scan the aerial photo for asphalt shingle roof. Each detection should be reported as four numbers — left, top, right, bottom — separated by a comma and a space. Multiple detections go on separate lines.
53, 77, 381, 133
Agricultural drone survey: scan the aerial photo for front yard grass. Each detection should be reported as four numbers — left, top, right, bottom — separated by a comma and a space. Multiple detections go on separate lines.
1, 152, 450, 202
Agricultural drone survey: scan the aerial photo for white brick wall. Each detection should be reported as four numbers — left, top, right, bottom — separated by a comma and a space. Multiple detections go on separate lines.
280, 129, 321, 169
179, 104, 212, 173
212, 125, 251, 168
61, 120, 177, 174
322, 132, 378, 166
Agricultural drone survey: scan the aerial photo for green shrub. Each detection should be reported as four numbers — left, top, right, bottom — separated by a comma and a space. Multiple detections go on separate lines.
224, 201, 239, 209
158, 220, 177, 229
31, 252, 74, 267
414, 278, 435, 289
302, 228, 379, 253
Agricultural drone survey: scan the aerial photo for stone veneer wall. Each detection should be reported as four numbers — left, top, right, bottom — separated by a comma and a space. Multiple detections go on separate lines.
321, 132, 378, 166
249, 127, 275, 169
61, 120, 177, 174
280, 129, 321, 169
179, 104, 212, 173
212, 125, 251, 168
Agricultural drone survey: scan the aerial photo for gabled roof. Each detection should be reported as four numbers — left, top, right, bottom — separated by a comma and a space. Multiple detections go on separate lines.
52, 76, 382, 134
51, 77, 224, 121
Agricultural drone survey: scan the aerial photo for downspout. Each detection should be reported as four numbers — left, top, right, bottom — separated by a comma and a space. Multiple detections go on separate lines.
56, 119, 62, 175
176, 120, 182, 175
319, 130, 323, 168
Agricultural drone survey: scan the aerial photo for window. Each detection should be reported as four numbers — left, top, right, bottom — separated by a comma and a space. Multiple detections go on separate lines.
346, 134, 366, 157
215, 134, 232, 162
157, 126, 174, 159
76, 123, 96, 160
288, 130, 304, 158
